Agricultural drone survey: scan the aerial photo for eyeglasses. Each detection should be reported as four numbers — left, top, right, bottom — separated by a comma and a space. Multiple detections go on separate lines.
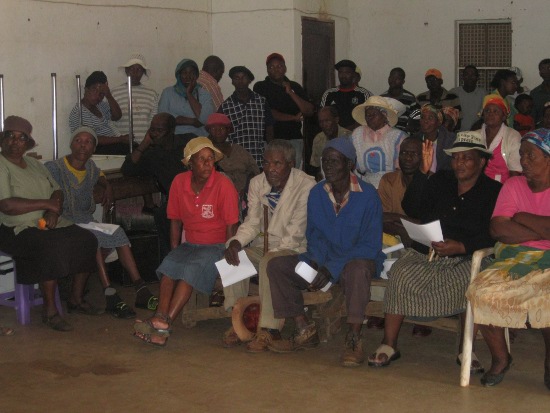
4, 131, 30, 142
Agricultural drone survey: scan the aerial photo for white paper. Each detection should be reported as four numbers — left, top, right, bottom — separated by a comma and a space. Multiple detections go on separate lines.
216, 250, 257, 288
400, 219, 444, 248
77, 222, 120, 235
295, 261, 332, 292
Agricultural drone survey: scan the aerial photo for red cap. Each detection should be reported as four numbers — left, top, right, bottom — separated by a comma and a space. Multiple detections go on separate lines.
425, 68, 443, 80
266, 53, 285, 65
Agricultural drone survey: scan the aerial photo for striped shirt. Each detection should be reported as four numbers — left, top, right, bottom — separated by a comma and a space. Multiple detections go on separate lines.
198, 70, 224, 110
69, 100, 120, 137
111, 83, 159, 143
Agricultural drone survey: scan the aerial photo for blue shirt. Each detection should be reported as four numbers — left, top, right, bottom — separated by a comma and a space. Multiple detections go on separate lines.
158, 85, 214, 136
300, 179, 384, 281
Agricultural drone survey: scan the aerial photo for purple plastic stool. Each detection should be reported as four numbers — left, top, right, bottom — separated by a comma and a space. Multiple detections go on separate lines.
0, 252, 63, 325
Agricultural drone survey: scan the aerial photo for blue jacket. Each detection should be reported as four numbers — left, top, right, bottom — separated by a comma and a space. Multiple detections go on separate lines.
299, 179, 384, 281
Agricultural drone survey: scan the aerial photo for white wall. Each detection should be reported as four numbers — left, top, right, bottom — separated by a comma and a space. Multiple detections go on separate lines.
211, 0, 350, 97
348, 0, 550, 96
0, 0, 212, 158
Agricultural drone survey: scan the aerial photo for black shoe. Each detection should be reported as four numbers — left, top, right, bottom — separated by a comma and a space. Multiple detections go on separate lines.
67, 300, 104, 316
480, 355, 513, 387
107, 301, 136, 319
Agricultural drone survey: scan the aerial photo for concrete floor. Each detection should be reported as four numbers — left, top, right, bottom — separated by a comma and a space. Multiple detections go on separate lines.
0, 280, 548, 413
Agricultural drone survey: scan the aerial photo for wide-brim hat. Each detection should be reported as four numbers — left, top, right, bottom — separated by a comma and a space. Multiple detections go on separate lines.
0, 115, 36, 150
119, 53, 150, 76
352, 96, 398, 127
228, 66, 254, 81
182, 137, 224, 166
443, 131, 492, 155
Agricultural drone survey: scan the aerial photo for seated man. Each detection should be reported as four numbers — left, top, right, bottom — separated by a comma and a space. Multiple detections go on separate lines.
267, 137, 384, 367
120, 113, 187, 259
309, 106, 350, 181
222, 139, 315, 351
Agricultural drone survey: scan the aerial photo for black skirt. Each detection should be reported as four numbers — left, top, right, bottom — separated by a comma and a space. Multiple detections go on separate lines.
0, 224, 97, 284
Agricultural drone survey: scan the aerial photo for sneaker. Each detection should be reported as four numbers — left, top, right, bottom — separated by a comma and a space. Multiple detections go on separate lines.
222, 327, 242, 348
341, 331, 364, 367
246, 329, 281, 353
268, 323, 319, 353
108, 301, 137, 319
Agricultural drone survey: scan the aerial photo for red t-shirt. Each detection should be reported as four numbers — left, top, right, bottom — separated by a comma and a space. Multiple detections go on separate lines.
167, 169, 239, 244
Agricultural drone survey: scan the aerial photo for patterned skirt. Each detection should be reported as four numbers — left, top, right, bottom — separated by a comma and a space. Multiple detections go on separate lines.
466, 243, 550, 329
384, 249, 475, 318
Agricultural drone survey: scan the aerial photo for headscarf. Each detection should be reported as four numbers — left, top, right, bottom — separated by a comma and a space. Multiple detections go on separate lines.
441, 106, 459, 128
420, 104, 443, 124
174, 58, 200, 98
482, 94, 510, 116
522, 128, 550, 156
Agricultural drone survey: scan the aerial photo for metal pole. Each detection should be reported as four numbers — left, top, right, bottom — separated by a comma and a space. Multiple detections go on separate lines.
0, 74, 4, 131
76, 75, 82, 126
127, 75, 133, 153
51, 73, 58, 159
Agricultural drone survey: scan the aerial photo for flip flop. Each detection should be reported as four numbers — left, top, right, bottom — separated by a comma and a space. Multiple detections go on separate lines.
456, 352, 485, 375
0, 326, 15, 336
133, 318, 171, 337
133, 331, 168, 348
368, 344, 401, 367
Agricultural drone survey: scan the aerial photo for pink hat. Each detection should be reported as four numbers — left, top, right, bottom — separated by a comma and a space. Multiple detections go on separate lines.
205, 113, 233, 132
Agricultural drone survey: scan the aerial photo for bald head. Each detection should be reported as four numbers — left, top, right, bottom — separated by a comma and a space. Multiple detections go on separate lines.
202, 55, 225, 82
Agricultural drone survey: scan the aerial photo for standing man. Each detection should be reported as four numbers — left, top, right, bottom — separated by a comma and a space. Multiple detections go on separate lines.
320, 60, 373, 130
197, 55, 225, 111
531, 58, 550, 125
253, 53, 314, 169
450, 65, 487, 131
112, 54, 159, 144
310, 106, 350, 181
219, 66, 274, 168
381, 67, 417, 132
417, 68, 462, 128
267, 137, 384, 367
222, 140, 315, 352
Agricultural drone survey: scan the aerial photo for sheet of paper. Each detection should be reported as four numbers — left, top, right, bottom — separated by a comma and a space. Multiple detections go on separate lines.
216, 250, 258, 288
400, 219, 444, 248
295, 261, 332, 292
77, 222, 120, 235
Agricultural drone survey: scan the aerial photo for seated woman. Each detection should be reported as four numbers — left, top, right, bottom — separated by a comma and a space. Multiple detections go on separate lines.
466, 128, 550, 389
350, 96, 407, 188
133, 137, 239, 346
478, 94, 522, 183
206, 113, 260, 214
368, 131, 502, 370
69, 71, 131, 155
0, 116, 99, 331
419, 104, 456, 173
158, 59, 215, 140
45, 127, 158, 318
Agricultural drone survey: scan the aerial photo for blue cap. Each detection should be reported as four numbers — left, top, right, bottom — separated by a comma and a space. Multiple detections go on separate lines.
324, 136, 356, 161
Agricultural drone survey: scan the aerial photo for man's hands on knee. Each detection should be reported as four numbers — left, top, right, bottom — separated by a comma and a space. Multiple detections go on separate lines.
224, 240, 242, 266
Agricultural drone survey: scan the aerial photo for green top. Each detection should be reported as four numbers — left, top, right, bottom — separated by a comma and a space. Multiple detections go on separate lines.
0, 154, 71, 234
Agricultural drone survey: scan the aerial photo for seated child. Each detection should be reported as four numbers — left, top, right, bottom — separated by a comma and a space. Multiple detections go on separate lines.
513, 94, 535, 136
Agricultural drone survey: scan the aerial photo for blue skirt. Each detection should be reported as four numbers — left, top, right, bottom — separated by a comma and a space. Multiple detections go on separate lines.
156, 242, 225, 294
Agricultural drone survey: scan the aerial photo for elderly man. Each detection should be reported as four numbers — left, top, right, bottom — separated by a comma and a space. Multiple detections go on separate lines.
381, 68, 417, 132
416, 68, 462, 127
320, 60, 372, 130
111, 54, 159, 144
222, 139, 315, 351
310, 106, 350, 181
267, 137, 384, 367
219, 66, 274, 167
253, 53, 314, 168
197, 55, 225, 110
121, 113, 187, 259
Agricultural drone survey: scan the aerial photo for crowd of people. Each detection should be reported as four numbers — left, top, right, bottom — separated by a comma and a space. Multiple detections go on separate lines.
0, 52, 549, 390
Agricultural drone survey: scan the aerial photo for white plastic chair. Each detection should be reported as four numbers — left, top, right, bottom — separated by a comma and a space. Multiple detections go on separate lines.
460, 247, 510, 386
